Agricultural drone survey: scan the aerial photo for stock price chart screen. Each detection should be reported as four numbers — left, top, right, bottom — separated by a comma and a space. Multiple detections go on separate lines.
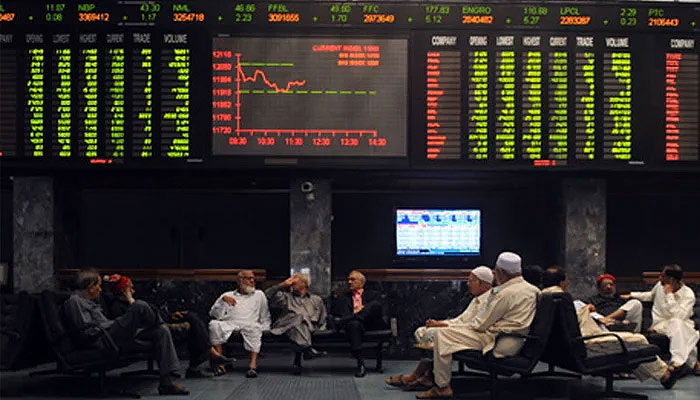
211, 37, 407, 157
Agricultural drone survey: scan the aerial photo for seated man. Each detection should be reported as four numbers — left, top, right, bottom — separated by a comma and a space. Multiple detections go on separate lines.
625, 264, 700, 374
332, 270, 388, 377
384, 266, 493, 391
208, 270, 270, 378
265, 273, 327, 373
105, 274, 213, 378
542, 267, 680, 388
63, 269, 189, 395
585, 273, 643, 332
414, 251, 540, 399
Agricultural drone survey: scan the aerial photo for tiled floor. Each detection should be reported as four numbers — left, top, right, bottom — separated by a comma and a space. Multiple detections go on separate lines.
1, 355, 699, 399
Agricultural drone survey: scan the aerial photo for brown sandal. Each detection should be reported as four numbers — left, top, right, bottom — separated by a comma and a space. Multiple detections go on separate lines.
415, 386, 453, 399
384, 375, 406, 387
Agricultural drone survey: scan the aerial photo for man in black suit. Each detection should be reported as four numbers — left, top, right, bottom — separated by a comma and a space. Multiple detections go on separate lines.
332, 270, 387, 377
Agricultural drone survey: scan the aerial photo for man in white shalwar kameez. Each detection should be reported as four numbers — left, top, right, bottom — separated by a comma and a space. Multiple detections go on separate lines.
541, 267, 680, 389
624, 264, 699, 373
209, 270, 270, 377
384, 266, 493, 390
417, 252, 540, 399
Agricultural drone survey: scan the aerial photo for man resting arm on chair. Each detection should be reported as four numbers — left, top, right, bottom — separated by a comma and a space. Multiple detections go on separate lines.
63, 269, 189, 395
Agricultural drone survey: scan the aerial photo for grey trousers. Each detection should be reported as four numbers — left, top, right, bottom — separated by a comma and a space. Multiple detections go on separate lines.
271, 314, 313, 347
108, 300, 180, 377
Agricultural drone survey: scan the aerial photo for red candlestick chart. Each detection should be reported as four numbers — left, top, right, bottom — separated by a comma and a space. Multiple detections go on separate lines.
211, 37, 407, 156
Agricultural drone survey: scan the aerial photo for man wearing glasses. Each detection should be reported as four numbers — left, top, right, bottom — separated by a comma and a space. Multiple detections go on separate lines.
586, 273, 643, 333
209, 270, 270, 378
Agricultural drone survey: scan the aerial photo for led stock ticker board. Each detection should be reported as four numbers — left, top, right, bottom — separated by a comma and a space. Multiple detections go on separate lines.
0, 1, 697, 170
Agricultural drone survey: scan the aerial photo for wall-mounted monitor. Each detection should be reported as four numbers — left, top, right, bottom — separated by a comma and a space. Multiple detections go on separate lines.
396, 208, 481, 257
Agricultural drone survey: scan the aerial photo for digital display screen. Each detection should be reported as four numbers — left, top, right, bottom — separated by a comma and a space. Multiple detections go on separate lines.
0, 1, 697, 170
211, 37, 407, 156
396, 209, 481, 256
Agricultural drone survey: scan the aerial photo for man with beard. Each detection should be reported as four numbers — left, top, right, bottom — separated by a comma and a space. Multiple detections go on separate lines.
209, 270, 270, 378
585, 273, 643, 332
105, 274, 213, 378
415, 252, 540, 399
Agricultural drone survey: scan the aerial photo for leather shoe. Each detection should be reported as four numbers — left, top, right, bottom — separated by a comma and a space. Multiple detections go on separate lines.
303, 347, 327, 360
158, 382, 190, 395
661, 366, 683, 389
355, 363, 367, 378
185, 368, 213, 379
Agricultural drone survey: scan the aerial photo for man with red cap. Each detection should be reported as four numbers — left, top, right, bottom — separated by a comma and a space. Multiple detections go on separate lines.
106, 274, 214, 379
585, 273, 643, 333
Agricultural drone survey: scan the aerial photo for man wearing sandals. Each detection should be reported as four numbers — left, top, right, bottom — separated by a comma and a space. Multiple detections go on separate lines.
392, 252, 540, 398
209, 270, 271, 378
385, 266, 493, 391
624, 264, 700, 376
542, 267, 681, 389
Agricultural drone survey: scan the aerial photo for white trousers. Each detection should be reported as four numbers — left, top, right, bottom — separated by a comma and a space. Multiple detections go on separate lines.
619, 299, 643, 333
656, 319, 699, 367
209, 320, 263, 353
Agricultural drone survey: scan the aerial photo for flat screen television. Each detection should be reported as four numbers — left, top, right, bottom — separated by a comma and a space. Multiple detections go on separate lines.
396, 208, 481, 256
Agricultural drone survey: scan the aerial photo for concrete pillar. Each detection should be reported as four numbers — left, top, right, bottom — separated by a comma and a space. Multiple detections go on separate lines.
289, 179, 331, 296
563, 179, 606, 300
13, 177, 55, 292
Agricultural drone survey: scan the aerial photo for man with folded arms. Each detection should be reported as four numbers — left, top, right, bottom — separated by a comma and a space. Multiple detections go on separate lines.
63, 269, 189, 395
624, 264, 700, 374
542, 267, 680, 389
209, 270, 270, 378
416, 251, 540, 399
384, 266, 493, 391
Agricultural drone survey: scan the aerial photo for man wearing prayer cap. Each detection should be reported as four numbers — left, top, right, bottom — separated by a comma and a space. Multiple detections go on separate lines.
585, 273, 643, 332
385, 266, 494, 390
415, 251, 540, 399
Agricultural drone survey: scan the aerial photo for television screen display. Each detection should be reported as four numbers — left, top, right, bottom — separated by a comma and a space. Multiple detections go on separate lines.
396, 209, 481, 256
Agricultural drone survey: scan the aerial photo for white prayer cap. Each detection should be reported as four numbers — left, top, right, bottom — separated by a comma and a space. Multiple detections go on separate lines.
495, 252, 522, 274
471, 266, 493, 284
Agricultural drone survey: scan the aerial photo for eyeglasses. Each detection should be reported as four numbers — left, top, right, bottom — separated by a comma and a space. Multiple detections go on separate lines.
239, 276, 255, 281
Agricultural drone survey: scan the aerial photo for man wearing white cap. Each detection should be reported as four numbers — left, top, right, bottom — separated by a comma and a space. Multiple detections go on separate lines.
384, 266, 494, 390
416, 251, 540, 399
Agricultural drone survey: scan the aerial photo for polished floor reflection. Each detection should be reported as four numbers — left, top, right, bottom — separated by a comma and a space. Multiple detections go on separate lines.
1, 355, 699, 399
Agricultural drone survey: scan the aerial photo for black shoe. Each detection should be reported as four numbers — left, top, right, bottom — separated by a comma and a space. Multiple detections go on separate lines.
185, 368, 213, 379
158, 382, 190, 395
354, 363, 367, 378
661, 366, 683, 390
292, 364, 302, 375
303, 347, 327, 360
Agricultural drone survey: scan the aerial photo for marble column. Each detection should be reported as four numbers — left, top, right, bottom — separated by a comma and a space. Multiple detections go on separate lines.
289, 179, 331, 296
13, 177, 56, 292
563, 179, 606, 300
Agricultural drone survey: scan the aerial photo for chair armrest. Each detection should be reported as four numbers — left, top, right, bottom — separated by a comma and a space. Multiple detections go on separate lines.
497, 331, 541, 341
65, 323, 120, 353
572, 332, 629, 356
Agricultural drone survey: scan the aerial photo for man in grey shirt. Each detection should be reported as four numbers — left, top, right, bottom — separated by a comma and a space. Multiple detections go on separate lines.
265, 273, 327, 372
63, 269, 189, 395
